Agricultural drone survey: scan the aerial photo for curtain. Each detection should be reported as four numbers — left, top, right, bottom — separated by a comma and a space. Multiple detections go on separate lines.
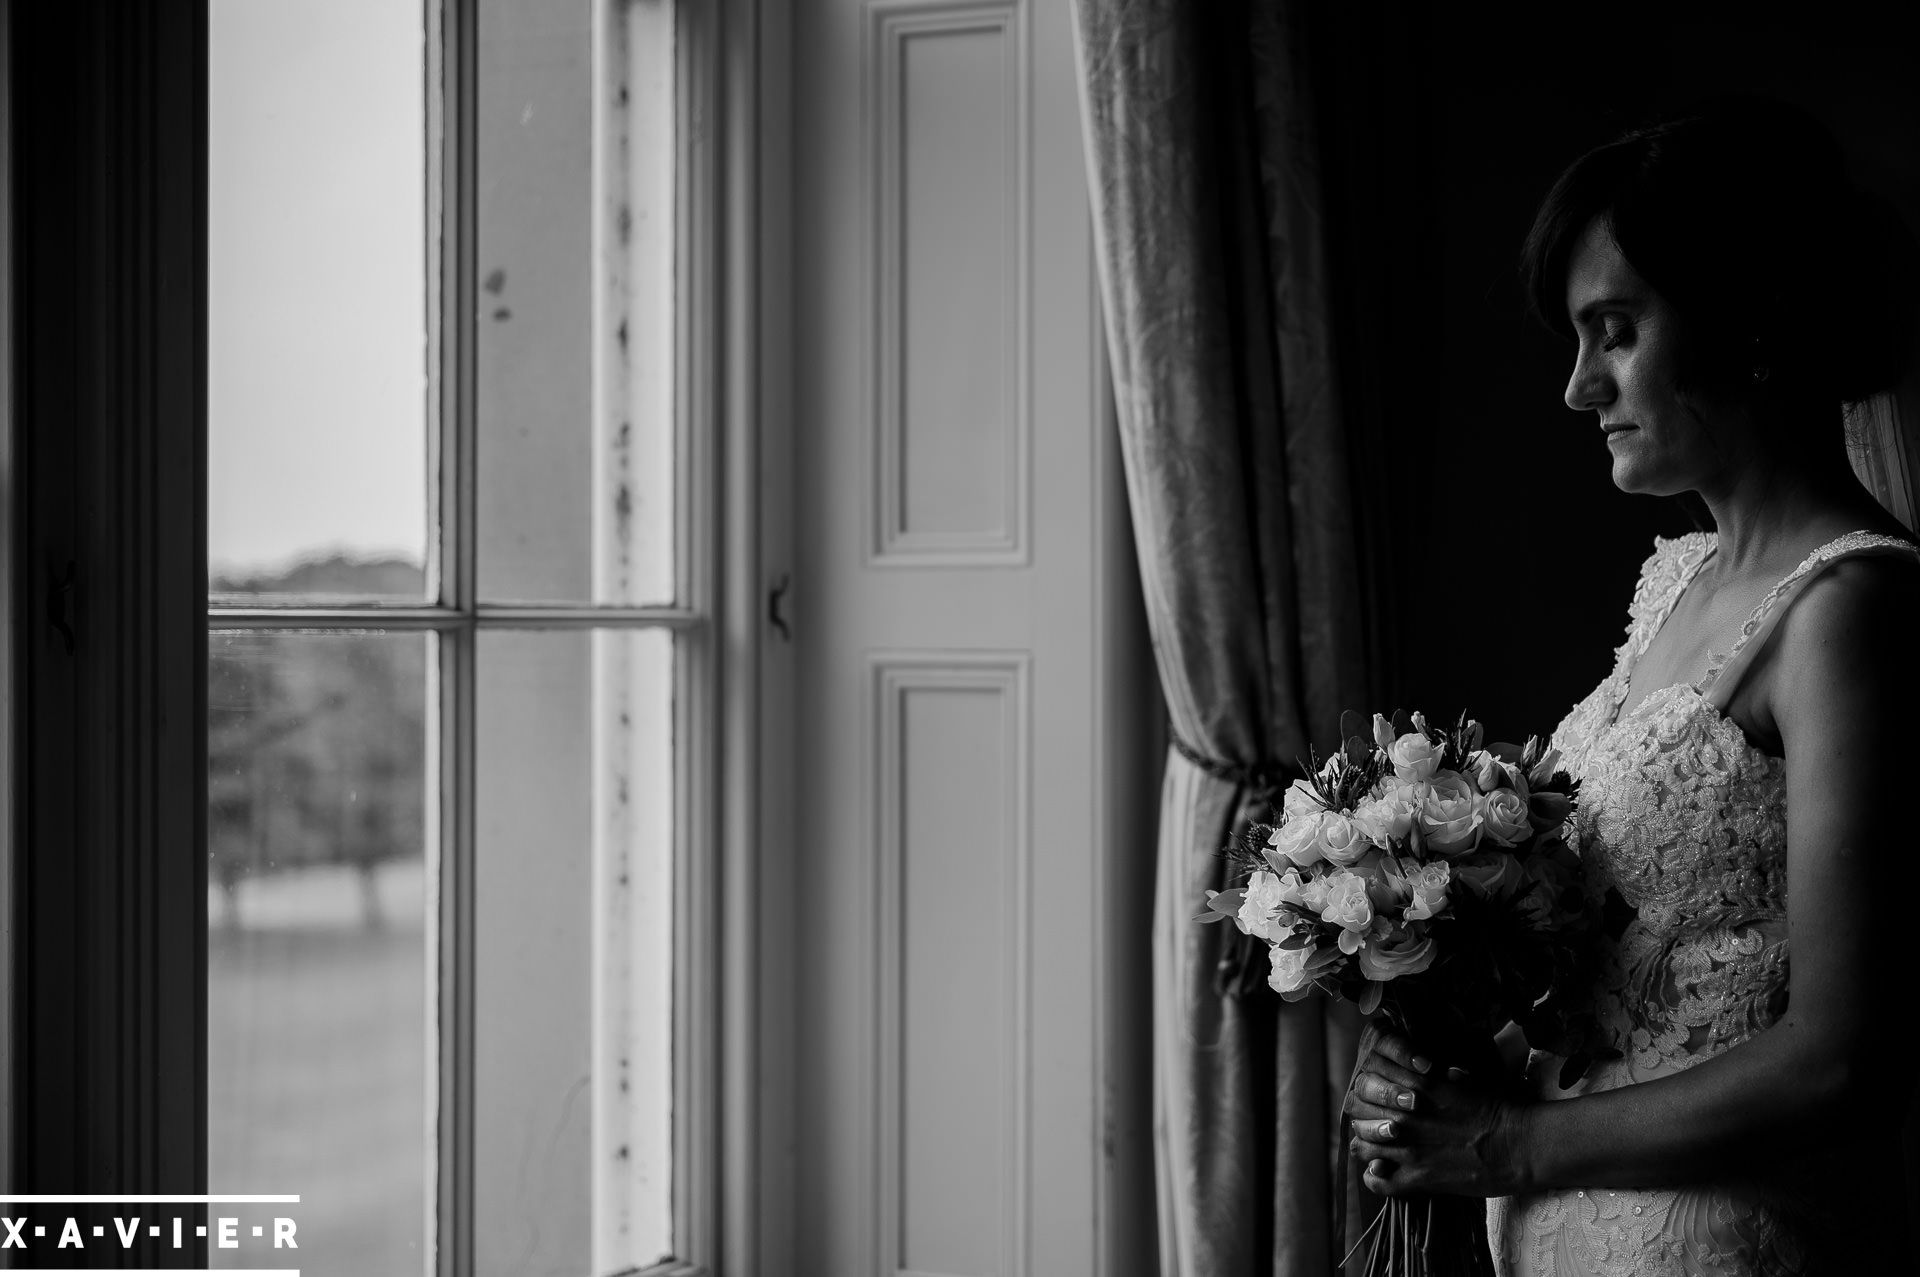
1846, 386, 1920, 532
1072, 1, 1371, 1271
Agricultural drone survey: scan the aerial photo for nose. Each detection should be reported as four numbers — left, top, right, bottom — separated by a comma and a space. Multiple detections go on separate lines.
1564, 342, 1613, 413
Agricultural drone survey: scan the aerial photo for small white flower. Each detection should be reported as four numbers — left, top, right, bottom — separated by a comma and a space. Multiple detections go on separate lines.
1237, 870, 1288, 941
1467, 748, 1527, 798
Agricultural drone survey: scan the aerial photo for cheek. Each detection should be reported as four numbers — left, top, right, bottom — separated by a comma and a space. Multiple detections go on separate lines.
1617, 363, 1686, 437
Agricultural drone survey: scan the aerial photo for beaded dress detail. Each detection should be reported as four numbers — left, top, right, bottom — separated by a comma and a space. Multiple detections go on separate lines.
1486, 530, 1920, 1276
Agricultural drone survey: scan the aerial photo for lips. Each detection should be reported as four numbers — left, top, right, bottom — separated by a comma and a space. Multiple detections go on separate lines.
1602, 423, 1637, 436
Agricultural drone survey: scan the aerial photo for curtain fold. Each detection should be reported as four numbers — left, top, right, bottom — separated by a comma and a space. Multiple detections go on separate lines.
1072, 1, 1370, 1271
1846, 386, 1920, 532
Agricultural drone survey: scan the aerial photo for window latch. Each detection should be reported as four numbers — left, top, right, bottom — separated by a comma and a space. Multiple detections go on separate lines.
768, 573, 791, 643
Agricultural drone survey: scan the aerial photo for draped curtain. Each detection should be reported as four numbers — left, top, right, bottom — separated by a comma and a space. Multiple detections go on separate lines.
1072, 2, 1372, 1271
1847, 387, 1920, 532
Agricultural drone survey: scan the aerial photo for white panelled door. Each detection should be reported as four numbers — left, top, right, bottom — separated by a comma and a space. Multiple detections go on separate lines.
789, 0, 1153, 1274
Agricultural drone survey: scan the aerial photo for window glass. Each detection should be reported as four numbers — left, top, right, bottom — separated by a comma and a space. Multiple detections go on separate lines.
473, 628, 674, 1274
208, 631, 431, 1275
476, 0, 677, 607
208, 0, 430, 603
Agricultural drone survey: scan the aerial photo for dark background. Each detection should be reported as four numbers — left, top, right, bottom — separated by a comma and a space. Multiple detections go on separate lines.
1307, 7, 1920, 738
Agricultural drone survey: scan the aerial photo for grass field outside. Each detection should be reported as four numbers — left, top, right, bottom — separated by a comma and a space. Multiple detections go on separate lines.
209, 858, 429, 1276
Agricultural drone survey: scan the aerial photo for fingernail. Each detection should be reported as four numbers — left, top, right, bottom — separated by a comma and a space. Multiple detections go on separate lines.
1411, 1055, 1431, 1074
1397, 1091, 1416, 1111
1378, 1121, 1395, 1140
1447, 1066, 1470, 1082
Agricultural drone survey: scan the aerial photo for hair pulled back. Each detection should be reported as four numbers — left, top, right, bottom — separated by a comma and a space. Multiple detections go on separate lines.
1522, 96, 1920, 405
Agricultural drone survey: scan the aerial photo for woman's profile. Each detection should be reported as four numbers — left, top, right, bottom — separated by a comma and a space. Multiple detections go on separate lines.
1341, 97, 1920, 1273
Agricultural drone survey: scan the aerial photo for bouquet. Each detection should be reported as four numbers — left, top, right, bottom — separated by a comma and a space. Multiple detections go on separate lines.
1203, 710, 1605, 1276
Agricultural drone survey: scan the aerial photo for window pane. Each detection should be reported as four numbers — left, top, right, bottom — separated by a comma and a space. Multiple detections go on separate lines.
476, 0, 676, 607
208, 631, 432, 1275
208, 0, 429, 602
474, 628, 674, 1274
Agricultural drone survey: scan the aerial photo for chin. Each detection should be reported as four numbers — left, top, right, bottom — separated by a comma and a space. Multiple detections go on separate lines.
1608, 456, 1689, 498
1608, 457, 1650, 494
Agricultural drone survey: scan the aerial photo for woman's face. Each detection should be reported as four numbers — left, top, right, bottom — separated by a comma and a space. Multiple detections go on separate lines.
1562, 217, 1743, 496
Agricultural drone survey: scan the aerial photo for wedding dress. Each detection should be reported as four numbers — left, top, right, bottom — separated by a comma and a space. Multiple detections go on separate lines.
1486, 528, 1920, 1276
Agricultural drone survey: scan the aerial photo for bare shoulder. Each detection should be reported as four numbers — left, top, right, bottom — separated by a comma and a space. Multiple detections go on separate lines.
1770, 550, 1920, 721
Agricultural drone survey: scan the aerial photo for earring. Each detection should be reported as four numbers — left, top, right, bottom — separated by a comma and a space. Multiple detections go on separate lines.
1750, 335, 1769, 384
1752, 364, 1770, 383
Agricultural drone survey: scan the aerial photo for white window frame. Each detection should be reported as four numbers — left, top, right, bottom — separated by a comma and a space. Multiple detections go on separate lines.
200, 0, 761, 1272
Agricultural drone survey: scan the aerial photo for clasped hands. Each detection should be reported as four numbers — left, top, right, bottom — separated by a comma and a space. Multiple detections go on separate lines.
1344, 1029, 1531, 1199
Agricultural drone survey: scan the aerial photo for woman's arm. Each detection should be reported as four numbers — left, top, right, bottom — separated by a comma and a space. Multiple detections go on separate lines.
1345, 554, 1920, 1197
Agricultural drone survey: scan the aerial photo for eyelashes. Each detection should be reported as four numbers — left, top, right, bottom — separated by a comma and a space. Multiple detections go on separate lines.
1600, 324, 1633, 352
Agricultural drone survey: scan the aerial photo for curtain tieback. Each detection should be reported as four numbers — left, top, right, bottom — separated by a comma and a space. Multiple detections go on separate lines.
1167, 732, 1294, 810
1169, 733, 1301, 997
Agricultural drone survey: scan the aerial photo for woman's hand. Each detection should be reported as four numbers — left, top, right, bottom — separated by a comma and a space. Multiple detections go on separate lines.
1344, 1030, 1533, 1199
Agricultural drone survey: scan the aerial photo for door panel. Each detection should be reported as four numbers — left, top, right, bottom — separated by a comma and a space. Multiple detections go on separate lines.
790, 1, 1151, 1273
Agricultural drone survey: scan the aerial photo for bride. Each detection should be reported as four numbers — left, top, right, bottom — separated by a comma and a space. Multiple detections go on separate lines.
1342, 99, 1920, 1273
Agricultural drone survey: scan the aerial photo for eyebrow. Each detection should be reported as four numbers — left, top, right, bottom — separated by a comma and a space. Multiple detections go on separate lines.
1570, 295, 1644, 326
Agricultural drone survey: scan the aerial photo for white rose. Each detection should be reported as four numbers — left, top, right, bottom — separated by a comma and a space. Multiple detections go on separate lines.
1318, 812, 1373, 866
1352, 790, 1416, 848
1402, 860, 1451, 921
1280, 778, 1325, 822
1268, 939, 1343, 996
1320, 870, 1374, 953
1357, 923, 1437, 981
1418, 771, 1483, 855
1480, 787, 1532, 846
1268, 810, 1330, 867
1275, 865, 1331, 913
1236, 869, 1288, 941
1387, 731, 1445, 783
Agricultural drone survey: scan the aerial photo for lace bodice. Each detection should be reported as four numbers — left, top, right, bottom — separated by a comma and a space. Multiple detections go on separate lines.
1489, 529, 1920, 1276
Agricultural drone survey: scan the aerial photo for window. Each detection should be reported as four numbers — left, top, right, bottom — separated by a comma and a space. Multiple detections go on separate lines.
205, 2, 721, 1273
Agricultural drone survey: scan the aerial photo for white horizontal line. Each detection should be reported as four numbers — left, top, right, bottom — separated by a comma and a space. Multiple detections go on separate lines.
206, 605, 705, 629
3, 1271, 297, 1276
0, 1195, 300, 1203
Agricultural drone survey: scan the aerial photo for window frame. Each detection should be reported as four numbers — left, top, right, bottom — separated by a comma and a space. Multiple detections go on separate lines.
6, 0, 764, 1272
201, 1, 736, 1273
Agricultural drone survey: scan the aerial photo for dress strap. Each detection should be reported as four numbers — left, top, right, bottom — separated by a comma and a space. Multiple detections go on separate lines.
1701, 530, 1920, 710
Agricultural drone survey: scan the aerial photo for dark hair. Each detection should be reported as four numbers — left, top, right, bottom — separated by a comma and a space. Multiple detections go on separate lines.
1521, 96, 1920, 404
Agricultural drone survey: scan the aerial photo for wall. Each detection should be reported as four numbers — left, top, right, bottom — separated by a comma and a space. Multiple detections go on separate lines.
1311, 6, 1920, 739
